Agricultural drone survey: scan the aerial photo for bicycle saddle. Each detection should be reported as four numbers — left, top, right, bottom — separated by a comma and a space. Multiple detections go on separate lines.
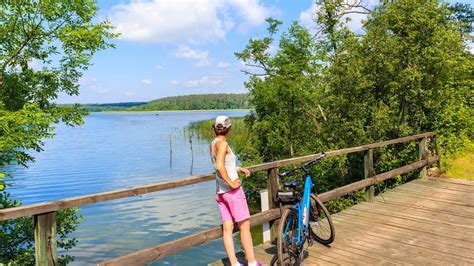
283, 180, 300, 188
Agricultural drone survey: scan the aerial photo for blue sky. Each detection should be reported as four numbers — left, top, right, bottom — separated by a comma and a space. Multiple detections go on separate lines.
57, 0, 469, 104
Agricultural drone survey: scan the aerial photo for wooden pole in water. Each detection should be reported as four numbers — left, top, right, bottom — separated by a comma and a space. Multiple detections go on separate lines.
189, 133, 194, 174
169, 134, 172, 168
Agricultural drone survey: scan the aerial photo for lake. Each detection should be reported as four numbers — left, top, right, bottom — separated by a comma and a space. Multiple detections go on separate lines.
5, 110, 249, 265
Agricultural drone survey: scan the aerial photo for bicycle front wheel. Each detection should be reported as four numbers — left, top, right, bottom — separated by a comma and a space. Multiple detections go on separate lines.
277, 208, 300, 266
309, 194, 335, 245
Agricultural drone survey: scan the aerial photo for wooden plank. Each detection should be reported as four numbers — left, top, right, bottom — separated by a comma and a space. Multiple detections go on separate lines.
348, 201, 474, 235
372, 197, 474, 220
381, 189, 474, 209
380, 180, 474, 198
389, 185, 474, 203
34, 212, 57, 266
307, 225, 445, 265
98, 208, 281, 266
331, 213, 474, 257
362, 201, 474, 226
375, 191, 474, 215
331, 223, 474, 264
338, 204, 474, 248
427, 176, 474, 186
330, 211, 474, 263
341, 209, 474, 242
333, 213, 474, 261
412, 178, 474, 192
307, 244, 381, 265
307, 242, 400, 265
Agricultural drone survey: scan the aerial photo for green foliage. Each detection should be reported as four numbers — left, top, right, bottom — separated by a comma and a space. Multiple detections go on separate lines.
236, 19, 325, 161
231, 1, 472, 214
0, 1, 116, 264
129, 93, 252, 111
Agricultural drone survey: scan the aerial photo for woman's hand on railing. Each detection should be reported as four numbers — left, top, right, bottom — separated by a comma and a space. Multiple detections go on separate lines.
238, 167, 251, 177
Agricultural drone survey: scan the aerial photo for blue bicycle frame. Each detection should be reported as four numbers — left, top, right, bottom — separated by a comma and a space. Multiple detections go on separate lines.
284, 174, 313, 248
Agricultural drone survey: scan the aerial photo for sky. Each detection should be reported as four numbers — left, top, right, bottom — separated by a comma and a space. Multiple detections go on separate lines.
57, 0, 470, 104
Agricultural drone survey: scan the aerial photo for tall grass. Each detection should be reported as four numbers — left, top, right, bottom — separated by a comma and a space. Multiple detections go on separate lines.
444, 141, 474, 180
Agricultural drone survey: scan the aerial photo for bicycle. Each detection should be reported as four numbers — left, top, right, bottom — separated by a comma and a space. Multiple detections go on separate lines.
270, 153, 335, 266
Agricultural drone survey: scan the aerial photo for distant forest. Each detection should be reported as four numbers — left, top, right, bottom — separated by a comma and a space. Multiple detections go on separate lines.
75, 93, 251, 112
128, 93, 251, 111
79, 102, 147, 112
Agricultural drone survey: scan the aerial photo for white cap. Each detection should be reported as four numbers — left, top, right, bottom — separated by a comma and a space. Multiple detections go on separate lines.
214, 115, 231, 128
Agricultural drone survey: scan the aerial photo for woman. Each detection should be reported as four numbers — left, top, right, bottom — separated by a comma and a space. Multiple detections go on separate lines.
210, 115, 262, 266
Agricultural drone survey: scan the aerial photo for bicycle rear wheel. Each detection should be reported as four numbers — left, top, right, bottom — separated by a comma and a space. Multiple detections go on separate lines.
277, 208, 300, 266
309, 194, 335, 244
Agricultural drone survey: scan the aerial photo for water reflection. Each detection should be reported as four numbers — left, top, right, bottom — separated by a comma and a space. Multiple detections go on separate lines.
4, 110, 249, 265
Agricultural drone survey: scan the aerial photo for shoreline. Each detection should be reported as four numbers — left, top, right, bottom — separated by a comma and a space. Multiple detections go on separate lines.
92, 109, 253, 114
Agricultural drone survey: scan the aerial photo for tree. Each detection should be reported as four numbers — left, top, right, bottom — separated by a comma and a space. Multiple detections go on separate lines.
236, 19, 327, 161
237, 0, 472, 200
320, 0, 472, 152
0, 1, 117, 264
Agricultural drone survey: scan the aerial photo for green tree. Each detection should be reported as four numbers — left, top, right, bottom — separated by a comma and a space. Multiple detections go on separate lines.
236, 0, 472, 208
236, 19, 327, 161
320, 0, 472, 153
0, 1, 117, 264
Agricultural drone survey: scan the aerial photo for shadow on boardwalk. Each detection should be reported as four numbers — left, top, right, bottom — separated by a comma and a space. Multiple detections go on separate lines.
210, 177, 474, 265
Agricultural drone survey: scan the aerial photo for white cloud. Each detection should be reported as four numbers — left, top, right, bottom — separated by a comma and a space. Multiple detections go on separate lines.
108, 0, 275, 44
175, 46, 208, 60
79, 77, 110, 94
170, 80, 180, 85
228, 0, 271, 32
217, 62, 231, 68
175, 46, 211, 67
155, 65, 164, 70
299, 3, 319, 33
182, 76, 222, 88
142, 79, 152, 85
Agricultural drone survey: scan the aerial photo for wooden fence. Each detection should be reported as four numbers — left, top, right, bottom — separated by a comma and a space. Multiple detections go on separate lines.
0, 132, 439, 266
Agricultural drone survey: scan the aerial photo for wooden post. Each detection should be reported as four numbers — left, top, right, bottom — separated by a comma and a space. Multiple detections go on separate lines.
434, 135, 441, 169
419, 137, 427, 179
259, 189, 271, 243
267, 168, 279, 242
364, 148, 375, 202
34, 212, 57, 266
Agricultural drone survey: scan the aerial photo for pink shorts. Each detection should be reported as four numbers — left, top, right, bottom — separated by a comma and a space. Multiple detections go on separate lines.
215, 187, 250, 223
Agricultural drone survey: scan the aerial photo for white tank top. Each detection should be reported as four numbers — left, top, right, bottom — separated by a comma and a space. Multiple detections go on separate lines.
210, 138, 239, 194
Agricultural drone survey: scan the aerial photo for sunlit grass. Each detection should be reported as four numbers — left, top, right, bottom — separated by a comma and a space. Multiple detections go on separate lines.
444, 142, 474, 181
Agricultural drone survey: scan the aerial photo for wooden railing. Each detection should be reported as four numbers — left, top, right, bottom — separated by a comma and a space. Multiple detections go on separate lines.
0, 132, 439, 266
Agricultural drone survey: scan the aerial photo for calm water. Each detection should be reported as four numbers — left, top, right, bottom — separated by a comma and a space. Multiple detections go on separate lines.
5, 110, 249, 265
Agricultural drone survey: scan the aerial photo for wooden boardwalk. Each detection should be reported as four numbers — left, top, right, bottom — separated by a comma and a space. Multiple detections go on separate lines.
210, 177, 474, 265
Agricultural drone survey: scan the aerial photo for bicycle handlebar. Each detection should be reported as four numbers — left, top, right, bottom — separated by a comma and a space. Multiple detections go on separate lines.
278, 152, 326, 178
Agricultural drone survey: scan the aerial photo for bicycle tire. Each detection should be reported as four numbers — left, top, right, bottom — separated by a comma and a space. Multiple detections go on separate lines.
309, 194, 335, 245
270, 255, 277, 266
277, 208, 300, 266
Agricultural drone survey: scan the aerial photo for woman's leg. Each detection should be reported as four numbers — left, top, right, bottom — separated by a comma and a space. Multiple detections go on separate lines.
237, 219, 256, 263
223, 220, 238, 265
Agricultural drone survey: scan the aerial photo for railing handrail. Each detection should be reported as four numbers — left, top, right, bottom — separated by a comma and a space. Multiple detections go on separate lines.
0, 131, 435, 222
98, 154, 438, 266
